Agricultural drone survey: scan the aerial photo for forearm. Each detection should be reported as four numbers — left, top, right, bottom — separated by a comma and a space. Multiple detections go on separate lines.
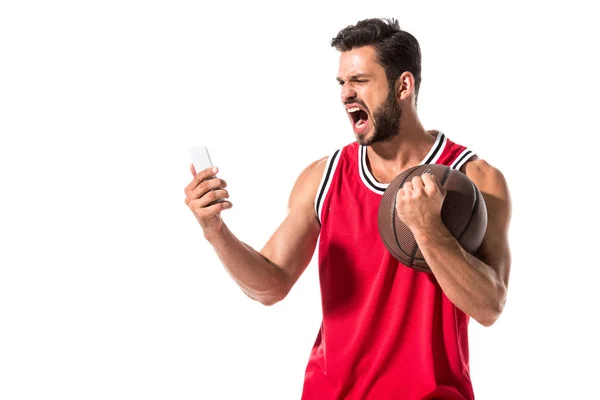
206, 225, 288, 305
414, 223, 506, 326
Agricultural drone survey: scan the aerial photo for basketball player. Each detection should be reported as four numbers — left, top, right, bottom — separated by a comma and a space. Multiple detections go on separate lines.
184, 18, 511, 400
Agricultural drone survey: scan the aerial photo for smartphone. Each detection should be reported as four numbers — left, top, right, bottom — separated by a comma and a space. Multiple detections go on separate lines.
189, 145, 213, 173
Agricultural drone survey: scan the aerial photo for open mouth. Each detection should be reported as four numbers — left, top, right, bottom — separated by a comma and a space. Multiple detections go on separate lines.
347, 106, 370, 132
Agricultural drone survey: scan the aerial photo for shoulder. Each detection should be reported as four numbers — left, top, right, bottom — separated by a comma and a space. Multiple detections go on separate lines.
462, 158, 507, 191
295, 145, 349, 195
302, 156, 329, 184
462, 158, 512, 222
288, 156, 329, 209
289, 142, 353, 207
290, 144, 349, 209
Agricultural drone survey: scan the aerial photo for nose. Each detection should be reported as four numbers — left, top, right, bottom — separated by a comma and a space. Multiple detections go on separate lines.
341, 82, 357, 104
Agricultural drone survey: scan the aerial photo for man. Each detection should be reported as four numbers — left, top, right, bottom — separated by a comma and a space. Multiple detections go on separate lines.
184, 18, 511, 400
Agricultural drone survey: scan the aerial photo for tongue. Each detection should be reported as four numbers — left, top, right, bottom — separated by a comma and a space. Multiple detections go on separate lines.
355, 110, 368, 127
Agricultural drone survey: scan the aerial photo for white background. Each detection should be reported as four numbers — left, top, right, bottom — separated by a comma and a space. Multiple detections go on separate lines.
1, 1, 599, 399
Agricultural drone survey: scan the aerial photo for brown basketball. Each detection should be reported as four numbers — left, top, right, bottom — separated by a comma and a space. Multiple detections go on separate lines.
377, 164, 488, 273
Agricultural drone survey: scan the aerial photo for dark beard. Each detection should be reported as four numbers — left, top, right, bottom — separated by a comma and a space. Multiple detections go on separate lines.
357, 89, 401, 146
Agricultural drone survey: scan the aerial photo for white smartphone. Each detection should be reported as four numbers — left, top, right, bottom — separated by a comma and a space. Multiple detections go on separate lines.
189, 144, 213, 172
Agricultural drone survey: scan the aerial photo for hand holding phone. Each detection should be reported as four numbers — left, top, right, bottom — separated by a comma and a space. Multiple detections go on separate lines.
188, 145, 226, 207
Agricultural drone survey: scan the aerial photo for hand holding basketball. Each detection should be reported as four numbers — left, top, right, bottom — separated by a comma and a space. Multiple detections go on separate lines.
378, 164, 488, 273
395, 173, 446, 234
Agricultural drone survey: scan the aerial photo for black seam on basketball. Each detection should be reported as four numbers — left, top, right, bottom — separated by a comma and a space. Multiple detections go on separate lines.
391, 189, 413, 261
360, 146, 385, 193
457, 180, 479, 241
410, 243, 420, 268
391, 194, 403, 256
382, 235, 409, 264
315, 149, 340, 220
452, 150, 472, 170
440, 166, 451, 186
382, 199, 410, 263
424, 133, 445, 164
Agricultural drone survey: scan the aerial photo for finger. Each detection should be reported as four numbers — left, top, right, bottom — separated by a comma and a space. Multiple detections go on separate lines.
185, 178, 226, 204
423, 173, 446, 196
411, 175, 425, 188
192, 198, 233, 216
396, 185, 405, 198
205, 200, 233, 213
185, 166, 219, 193
189, 178, 227, 201
197, 188, 230, 208
421, 173, 438, 192
190, 163, 197, 177
411, 176, 426, 195
402, 181, 413, 194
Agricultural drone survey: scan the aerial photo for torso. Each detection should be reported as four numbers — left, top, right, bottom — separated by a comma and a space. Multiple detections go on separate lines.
302, 132, 477, 400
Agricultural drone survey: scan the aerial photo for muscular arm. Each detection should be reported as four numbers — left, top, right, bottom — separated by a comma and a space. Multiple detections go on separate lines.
412, 159, 512, 326
205, 158, 326, 306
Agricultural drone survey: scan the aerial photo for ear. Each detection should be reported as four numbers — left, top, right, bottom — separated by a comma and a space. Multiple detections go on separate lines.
395, 71, 416, 101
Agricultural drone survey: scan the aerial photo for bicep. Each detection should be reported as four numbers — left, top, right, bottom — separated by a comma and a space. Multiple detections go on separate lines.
261, 206, 321, 287
467, 160, 512, 286
260, 158, 326, 289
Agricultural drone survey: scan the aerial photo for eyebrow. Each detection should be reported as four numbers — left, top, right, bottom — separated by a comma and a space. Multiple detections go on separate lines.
336, 74, 371, 83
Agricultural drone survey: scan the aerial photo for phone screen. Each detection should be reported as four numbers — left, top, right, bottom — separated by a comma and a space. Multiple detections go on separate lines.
189, 145, 213, 172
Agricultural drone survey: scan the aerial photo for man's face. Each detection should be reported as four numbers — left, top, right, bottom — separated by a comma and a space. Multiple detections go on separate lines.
337, 46, 401, 146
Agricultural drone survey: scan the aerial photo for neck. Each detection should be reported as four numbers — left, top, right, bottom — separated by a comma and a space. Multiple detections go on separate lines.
366, 111, 437, 184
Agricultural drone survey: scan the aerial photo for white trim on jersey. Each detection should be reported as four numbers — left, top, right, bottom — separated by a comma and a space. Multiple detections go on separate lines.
315, 149, 341, 223
358, 131, 448, 195
451, 148, 476, 170
423, 133, 447, 165
359, 145, 388, 194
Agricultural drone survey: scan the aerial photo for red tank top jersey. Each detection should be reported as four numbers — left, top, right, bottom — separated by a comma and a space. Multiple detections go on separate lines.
301, 132, 477, 400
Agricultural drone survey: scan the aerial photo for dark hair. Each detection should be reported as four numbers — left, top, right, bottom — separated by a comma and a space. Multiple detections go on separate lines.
331, 18, 422, 98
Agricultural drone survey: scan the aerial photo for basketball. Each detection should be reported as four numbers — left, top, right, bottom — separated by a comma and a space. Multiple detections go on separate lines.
377, 164, 488, 273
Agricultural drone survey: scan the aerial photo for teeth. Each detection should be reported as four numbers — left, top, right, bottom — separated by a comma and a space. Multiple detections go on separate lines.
356, 120, 366, 128
347, 107, 360, 113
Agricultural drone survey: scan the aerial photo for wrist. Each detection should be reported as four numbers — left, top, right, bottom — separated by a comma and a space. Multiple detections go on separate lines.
203, 223, 228, 244
412, 219, 449, 245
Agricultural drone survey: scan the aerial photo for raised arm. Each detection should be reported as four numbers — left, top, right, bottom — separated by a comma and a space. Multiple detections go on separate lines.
395, 159, 512, 326
184, 158, 327, 306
